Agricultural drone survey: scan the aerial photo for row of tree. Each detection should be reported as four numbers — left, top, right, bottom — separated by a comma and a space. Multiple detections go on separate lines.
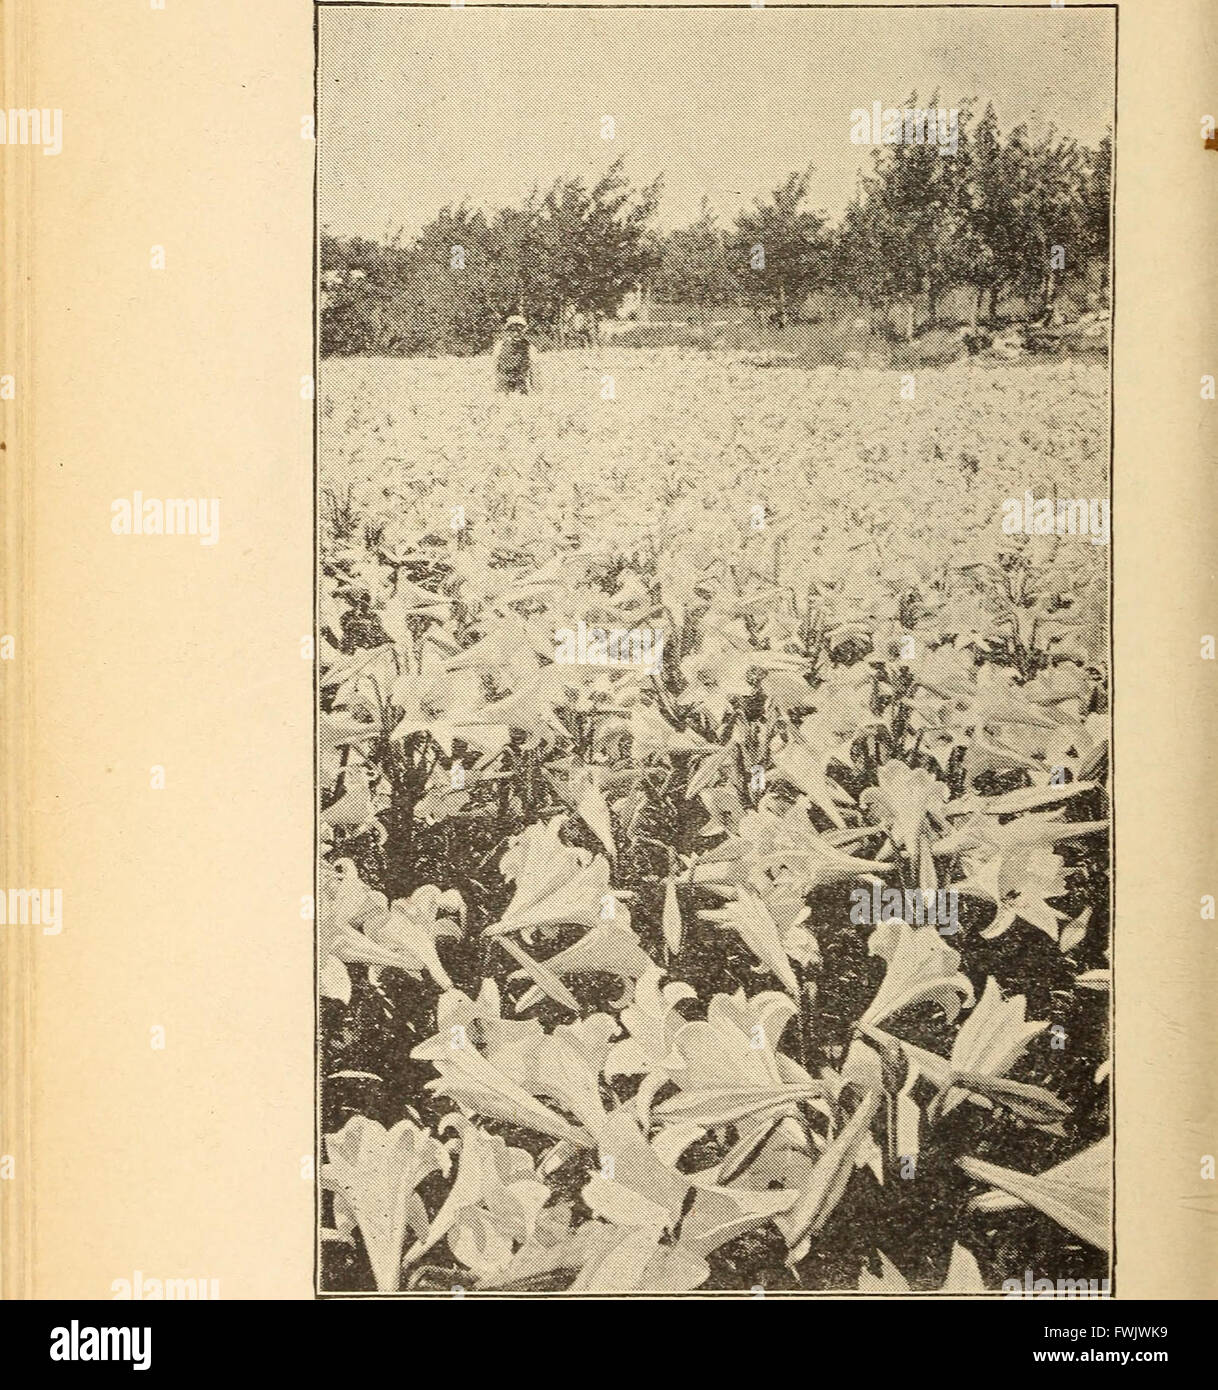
320, 99, 1111, 355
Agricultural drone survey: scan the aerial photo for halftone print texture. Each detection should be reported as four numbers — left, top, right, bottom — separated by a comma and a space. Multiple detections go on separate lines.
316, 3, 1114, 1297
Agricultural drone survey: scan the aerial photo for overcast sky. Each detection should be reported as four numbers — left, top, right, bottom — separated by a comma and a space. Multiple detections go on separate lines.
318, 4, 1115, 243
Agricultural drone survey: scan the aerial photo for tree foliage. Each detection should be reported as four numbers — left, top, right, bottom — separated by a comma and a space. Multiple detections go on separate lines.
321, 105, 1111, 356
727, 170, 831, 325
322, 161, 661, 355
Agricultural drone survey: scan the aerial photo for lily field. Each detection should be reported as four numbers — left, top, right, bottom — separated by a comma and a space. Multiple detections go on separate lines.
318, 347, 1111, 1294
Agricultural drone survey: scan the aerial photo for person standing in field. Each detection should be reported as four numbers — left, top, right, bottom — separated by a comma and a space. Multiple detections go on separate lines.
495, 314, 539, 394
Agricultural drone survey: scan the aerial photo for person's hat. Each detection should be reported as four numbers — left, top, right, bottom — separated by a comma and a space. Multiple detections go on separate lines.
504, 314, 527, 328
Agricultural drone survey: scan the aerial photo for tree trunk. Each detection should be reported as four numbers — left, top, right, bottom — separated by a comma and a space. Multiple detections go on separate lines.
971, 285, 983, 334
1033, 273, 1051, 324
1044, 268, 1060, 322
904, 299, 916, 343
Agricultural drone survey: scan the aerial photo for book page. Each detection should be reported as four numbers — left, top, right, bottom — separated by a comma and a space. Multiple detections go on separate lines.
2, 0, 1214, 1303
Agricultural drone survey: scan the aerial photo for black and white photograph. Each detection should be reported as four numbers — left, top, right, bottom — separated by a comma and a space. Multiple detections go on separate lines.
315, 3, 1114, 1296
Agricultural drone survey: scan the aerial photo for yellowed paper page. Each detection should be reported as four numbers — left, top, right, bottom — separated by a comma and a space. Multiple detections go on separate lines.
1, 0, 1214, 1306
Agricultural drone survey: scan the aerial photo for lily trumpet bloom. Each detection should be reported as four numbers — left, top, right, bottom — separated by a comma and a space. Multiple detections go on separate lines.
321, 1115, 450, 1292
